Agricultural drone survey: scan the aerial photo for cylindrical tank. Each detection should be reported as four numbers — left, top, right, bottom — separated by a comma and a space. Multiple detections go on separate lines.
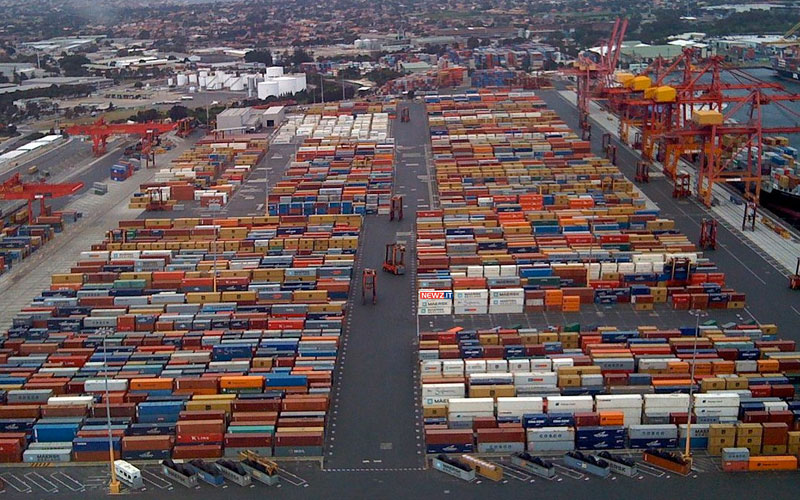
188, 73, 198, 85
198, 76, 208, 88
177, 74, 188, 86
296, 73, 307, 92
229, 77, 245, 91
277, 76, 295, 96
167, 78, 175, 87
266, 66, 284, 78
258, 81, 279, 100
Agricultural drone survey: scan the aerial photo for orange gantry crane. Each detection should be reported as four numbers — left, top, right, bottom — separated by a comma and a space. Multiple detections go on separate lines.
66, 118, 175, 164
0, 173, 84, 223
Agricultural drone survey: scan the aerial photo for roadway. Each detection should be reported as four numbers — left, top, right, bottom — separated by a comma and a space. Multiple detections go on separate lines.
0, 100, 798, 499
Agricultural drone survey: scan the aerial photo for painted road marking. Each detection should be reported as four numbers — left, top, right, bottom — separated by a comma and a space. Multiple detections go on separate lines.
553, 464, 584, 480
0, 473, 31, 493
142, 469, 172, 489
24, 471, 58, 492
50, 472, 84, 491
636, 463, 666, 478
277, 469, 307, 487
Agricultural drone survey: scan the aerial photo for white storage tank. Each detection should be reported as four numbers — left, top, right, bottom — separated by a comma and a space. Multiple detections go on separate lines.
277, 76, 295, 96
294, 73, 307, 93
266, 66, 284, 78
229, 76, 244, 91
188, 73, 198, 85
177, 74, 188, 86
258, 80, 279, 100
198, 76, 208, 88
167, 78, 175, 87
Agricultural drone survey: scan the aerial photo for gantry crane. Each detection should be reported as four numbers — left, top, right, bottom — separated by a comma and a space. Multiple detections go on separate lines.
0, 173, 84, 223
66, 118, 175, 163
613, 48, 800, 211
573, 17, 629, 139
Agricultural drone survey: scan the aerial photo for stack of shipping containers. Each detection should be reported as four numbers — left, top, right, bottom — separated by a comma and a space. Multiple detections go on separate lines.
0, 102, 401, 462
417, 90, 800, 472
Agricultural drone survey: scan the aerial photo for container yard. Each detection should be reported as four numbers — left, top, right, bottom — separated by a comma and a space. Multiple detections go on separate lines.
0, 91, 798, 499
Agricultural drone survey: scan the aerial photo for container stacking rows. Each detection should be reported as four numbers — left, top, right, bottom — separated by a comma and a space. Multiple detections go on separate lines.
0, 211, 81, 276
420, 322, 800, 467
129, 135, 269, 210
0, 213, 365, 462
270, 109, 394, 216
416, 91, 745, 315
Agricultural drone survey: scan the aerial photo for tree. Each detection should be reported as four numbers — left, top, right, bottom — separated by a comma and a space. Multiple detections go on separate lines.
168, 105, 188, 121
290, 47, 313, 66
59, 54, 90, 76
244, 50, 273, 66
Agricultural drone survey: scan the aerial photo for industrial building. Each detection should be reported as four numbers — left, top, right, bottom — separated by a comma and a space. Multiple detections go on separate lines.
215, 105, 286, 132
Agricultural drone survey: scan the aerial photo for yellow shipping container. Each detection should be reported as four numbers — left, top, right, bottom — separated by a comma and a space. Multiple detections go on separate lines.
692, 110, 724, 126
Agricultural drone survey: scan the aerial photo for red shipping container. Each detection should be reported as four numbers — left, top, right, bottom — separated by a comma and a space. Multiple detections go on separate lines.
275, 432, 323, 447
176, 433, 224, 445
172, 444, 222, 459
223, 433, 272, 448
476, 428, 525, 443
122, 435, 174, 451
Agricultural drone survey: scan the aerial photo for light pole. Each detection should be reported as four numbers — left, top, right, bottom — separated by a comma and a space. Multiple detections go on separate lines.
684, 309, 707, 465
98, 327, 121, 494
206, 100, 219, 129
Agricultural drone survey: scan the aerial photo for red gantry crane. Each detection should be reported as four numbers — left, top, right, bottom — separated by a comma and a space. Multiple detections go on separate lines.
0, 173, 84, 223
66, 118, 175, 165
612, 48, 800, 214
573, 17, 629, 139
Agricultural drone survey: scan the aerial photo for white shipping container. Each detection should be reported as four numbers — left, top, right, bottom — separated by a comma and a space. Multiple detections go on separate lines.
530, 359, 552, 370
496, 397, 544, 416
546, 396, 593, 413
441, 360, 465, 375
421, 383, 466, 398
83, 379, 128, 393
488, 304, 524, 314
47, 396, 94, 408
595, 394, 643, 409
644, 394, 690, 409
486, 360, 508, 373
508, 360, 531, 373
526, 427, 575, 441
693, 393, 740, 407
448, 397, 494, 413
465, 360, 487, 374
551, 358, 574, 370
469, 373, 513, 385
514, 371, 557, 387
420, 360, 442, 376
693, 407, 739, 418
